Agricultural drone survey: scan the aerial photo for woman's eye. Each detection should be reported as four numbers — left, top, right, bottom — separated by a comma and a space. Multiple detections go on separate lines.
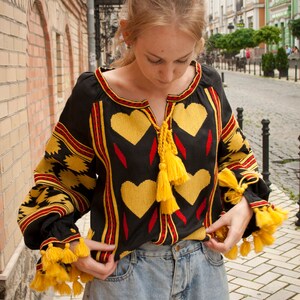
147, 58, 162, 64
177, 59, 189, 64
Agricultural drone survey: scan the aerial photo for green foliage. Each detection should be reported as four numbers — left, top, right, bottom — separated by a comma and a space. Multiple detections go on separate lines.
205, 33, 223, 53
254, 26, 281, 51
205, 27, 280, 55
205, 29, 258, 55
275, 47, 289, 71
289, 19, 300, 39
262, 52, 275, 76
227, 28, 257, 51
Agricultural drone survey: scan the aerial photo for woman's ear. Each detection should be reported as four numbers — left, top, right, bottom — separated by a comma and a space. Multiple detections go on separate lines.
120, 19, 130, 46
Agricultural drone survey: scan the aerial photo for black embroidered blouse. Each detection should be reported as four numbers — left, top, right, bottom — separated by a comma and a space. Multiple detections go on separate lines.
18, 62, 270, 264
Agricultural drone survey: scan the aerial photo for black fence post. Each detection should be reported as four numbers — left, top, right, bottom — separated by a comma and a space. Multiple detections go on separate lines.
259, 62, 262, 76
295, 135, 300, 226
254, 62, 256, 75
262, 119, 271, 187
221, 72, 224, 83
236, 107, 244, 130
295, 65, 298, 82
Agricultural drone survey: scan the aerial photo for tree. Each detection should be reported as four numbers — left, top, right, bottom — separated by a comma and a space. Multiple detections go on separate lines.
227, 28, 257, 51
254, 26, 281, 51
289, 18, 300, 40
205, 33, 223, 53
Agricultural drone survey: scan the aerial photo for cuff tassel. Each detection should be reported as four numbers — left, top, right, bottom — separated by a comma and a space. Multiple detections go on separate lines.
219, 205, 288, 260
217, 168, 288, 259
30, 238, 93, 296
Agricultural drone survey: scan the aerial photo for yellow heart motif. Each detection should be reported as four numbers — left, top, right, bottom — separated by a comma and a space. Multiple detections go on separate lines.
121, 180, 157, 218
111, 110, 151, 145
173, 103, 207, 137
175, 169, 211, 205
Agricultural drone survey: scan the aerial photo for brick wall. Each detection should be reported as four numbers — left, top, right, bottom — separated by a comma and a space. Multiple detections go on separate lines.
0, 0, 88, 298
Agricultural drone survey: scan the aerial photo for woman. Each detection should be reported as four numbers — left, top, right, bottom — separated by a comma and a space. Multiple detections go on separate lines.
18, 0, 286, 299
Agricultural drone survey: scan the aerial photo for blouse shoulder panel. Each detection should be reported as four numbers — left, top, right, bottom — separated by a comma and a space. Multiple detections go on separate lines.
59, 71, 107, 147
198, 64, 223, 96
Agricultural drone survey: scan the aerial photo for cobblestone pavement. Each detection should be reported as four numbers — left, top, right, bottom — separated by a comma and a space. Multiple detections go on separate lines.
222, 69, 300, 201
46, 69, 300, 300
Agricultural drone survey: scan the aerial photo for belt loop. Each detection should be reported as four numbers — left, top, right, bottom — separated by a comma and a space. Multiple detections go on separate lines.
130, 250, 137, 264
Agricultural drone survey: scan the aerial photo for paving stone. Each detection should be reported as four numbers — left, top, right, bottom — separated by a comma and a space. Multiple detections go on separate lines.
265, 289, 295, 300
233, 287, 269, 299
260, 280, 288, 294
254, 272, 281, 285
248, 263, 274, 276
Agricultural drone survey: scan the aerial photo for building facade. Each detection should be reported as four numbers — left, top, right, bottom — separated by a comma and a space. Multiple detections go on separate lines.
0, 0, 88, 298
267, 0, 300, 47
206, 0, 299, 48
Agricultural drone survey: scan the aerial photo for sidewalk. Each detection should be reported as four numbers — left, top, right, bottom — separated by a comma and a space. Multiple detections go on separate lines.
215, 62, 300, 84
44, 184, 300, 300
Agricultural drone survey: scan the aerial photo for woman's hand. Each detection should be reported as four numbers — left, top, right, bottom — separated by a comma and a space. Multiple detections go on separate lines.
205, 196, 253, 253
71, 239, 117, 280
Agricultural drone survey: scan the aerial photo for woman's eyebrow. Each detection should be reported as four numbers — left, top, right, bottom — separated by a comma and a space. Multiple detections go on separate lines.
146, 51, 193, 60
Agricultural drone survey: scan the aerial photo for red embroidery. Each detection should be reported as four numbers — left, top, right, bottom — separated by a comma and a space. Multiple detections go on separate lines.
196, 198, 207, 220
123, 212, 129, 240
175, 210, 187, 225
206, 130, 212, 156
149, 138, 157, 166
174, 134, 186, 159
113, 143, 127, 168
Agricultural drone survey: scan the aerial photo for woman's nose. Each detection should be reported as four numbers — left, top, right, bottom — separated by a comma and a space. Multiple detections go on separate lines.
159, 65, 175, 83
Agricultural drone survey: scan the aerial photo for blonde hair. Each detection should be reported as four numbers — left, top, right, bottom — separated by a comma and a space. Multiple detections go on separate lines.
111, 0, 205, 67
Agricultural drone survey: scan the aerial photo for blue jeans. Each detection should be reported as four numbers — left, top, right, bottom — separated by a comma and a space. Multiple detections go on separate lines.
83, 240, 229, 300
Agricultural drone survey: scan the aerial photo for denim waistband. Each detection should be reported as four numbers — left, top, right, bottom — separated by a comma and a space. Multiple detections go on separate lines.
135, 240, 203, 259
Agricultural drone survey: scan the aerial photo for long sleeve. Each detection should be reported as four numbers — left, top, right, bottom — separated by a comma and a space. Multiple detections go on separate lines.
17, 72, 101, 295
201, 64, 288, 259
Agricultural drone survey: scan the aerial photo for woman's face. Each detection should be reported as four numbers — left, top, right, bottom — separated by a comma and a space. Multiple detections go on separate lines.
131, 24, 196, 89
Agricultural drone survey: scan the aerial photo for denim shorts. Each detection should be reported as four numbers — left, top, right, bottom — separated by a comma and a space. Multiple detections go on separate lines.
83, 240, 229, 300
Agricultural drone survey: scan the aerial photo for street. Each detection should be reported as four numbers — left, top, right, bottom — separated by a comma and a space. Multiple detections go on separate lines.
221, 70, 300, 200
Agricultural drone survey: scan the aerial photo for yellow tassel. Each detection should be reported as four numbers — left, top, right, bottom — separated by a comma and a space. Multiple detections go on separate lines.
69, 265, 81, 282
41, 250, 51, 271
156, 162, 179, 214
274, 207, 289, 222
262, 224, 277, 234
223, 187, 246, 204
267, 207, 283, 225
254, 206, 273, 228
240, 238, 251, 256
80, 271, 94, 283
45, 243, 63, 263
224, 245, 238, 259
164, 148, 189, 185
218, 168, 259, 205
252, 232, 264, 253
218, 168, 239, 189
257, 230, 275, 246
30, 271, 48, 292
215, 226, 228, 242
61, 243, 78, 264
74, 238, 90, 257
160, 194, 179, 215
55, 282, 72, 295
156, 163, 173, 202
73, 280, 84, 296
47, 263, 69, 282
